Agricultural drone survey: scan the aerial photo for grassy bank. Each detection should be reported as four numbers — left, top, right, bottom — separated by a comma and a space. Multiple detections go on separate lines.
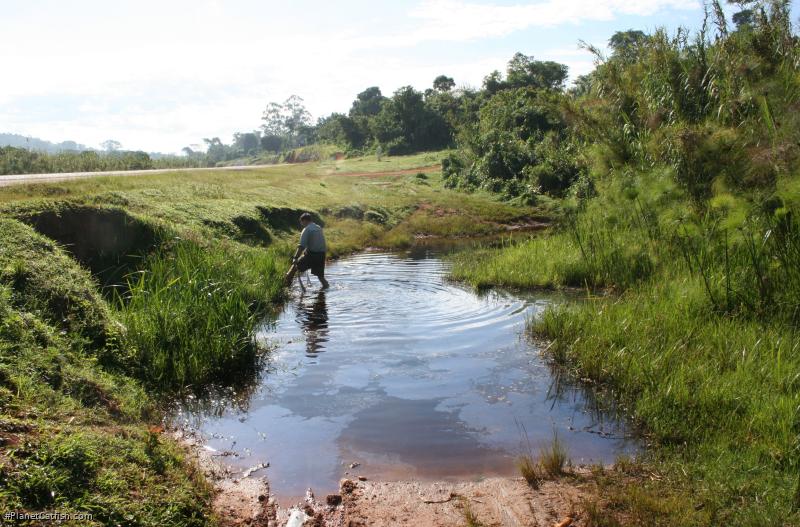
0, 152, 539, 523
452, 173, 800, 524
0, 218, 214, 525
446, 6, 800, 522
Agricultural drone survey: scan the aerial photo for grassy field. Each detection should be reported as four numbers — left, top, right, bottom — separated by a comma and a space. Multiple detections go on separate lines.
0, 152, 540, 524
0, 151, 526, 250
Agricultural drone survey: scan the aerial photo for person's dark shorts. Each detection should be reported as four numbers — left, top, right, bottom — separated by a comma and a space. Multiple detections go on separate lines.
296, 251, 326, 277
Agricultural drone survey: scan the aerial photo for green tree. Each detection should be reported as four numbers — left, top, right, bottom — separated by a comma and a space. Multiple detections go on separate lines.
203, 137, 230, 164
483, 70, 504, 94
232, 132, 261, 155
371, 86, 451, 154
349, 87, 386, 117
262, 102, 287, 136
100, 139, 122, 152
608, 30, 648, 60
444, 87, 577, 198
260, 134, 283, 153
316, 113, 367, 149
569, 73, 595, 98
261, 95, 312, 149
433, 75, 456, 92
732, 8, 755, 29
505, 53, 569, 91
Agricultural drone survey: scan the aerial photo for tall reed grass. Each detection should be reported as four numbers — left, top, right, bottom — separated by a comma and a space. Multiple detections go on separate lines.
114, 240, 286, 391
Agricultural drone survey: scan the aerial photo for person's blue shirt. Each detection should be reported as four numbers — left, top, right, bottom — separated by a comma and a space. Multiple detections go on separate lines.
299, 222, 326, 253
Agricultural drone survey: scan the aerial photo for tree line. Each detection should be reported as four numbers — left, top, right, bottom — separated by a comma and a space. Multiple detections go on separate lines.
0, 43, 612, 175
4, 0, 792, 189
185, 53, 573, 167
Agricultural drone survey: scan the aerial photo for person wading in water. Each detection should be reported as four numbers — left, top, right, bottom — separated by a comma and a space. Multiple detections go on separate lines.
285, 212, 330, 289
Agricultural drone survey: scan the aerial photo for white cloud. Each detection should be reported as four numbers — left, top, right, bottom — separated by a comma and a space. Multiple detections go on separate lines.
0, 0, 702, 152
403, 0, 699, 42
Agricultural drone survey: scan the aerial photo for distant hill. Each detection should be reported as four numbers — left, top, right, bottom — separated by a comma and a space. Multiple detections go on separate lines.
0, 133, 92, 153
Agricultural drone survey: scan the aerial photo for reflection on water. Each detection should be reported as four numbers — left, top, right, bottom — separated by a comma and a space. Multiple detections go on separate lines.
296, 291, 329, 358
173, 251, 637, 501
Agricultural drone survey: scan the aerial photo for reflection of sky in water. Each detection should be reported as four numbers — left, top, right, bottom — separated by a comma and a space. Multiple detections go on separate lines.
174, 251, 637, 500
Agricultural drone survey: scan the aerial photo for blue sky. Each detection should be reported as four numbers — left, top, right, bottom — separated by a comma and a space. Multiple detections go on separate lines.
2, 0, 797, 153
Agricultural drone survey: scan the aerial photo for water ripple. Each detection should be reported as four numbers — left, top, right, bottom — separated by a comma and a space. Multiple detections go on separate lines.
178, 251, 638, 501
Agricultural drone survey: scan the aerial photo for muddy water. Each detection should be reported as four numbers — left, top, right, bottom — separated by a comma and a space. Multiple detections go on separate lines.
175, 249, 637, 502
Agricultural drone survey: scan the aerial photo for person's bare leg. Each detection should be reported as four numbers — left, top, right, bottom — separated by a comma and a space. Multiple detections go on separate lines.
318, 274, 330, 289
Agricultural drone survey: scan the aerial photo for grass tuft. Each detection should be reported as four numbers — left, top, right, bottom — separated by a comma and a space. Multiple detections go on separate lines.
539, 430, 569, 478
516, 454, 541, 488
460, 498, 485, 527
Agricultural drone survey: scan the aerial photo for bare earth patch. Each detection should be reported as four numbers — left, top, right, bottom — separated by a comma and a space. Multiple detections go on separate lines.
264, 475, 591, 527
335, 477, 585, 527
178, 427, 595, 527
179, 425, 599, 527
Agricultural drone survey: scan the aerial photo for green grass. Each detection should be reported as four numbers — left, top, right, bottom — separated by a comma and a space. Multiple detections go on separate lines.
460, 498, 485, 527
316, 150, 445, 175
532, 277, 799, 524
115, 240, 287, 391
451, 6, 800, 525
516, 429, 568, 486
516, 454, 541, 488
0, 153, 533, 253
452, 234, 584, 289
539, 431, 568, 478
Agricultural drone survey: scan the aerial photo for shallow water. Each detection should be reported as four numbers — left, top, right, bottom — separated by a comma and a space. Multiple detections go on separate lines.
175, 249, 637, 501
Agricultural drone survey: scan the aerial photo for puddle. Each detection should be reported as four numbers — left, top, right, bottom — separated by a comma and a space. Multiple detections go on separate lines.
173, 250, 638, 503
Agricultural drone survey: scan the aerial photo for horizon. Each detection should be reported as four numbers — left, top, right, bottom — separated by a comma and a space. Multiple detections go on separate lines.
4, 0, 796, 154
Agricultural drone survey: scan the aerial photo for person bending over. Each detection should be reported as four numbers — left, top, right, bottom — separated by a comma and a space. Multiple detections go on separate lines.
285, 212, 329, 289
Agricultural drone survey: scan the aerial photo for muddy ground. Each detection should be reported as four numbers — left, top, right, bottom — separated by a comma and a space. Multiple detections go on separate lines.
179, 428, 593, 527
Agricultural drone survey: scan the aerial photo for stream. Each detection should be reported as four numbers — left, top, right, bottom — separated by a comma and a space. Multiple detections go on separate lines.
174, 248, 637, 503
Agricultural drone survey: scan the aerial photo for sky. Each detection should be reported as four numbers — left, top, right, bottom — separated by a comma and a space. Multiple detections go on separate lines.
1, 0, 796, 153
